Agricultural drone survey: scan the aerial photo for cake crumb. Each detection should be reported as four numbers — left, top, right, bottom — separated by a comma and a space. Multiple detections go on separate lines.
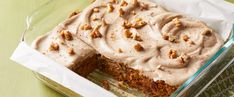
134, 43, 144, 52
49, 42, 59, 51
102, 80, 110, 90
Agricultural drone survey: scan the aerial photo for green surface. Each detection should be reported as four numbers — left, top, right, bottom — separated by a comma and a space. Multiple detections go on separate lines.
0, 0, 234, 97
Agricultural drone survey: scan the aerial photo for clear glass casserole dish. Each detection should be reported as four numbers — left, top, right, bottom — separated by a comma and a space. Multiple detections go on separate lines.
21, 0, 234, 97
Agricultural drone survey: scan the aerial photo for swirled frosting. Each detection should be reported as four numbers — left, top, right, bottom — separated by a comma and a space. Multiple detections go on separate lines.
76, 0, 223, 85
33, 0, 223, 86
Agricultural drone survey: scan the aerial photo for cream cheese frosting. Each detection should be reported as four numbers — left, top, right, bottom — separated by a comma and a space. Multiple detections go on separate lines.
33, 0, 223, 86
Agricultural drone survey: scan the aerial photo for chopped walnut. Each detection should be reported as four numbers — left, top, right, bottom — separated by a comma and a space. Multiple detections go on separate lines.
90, 25, 102, 38
118, 8, 125, 16
124, 29, 132, 38
172, 18, 182, 27
201, 29, 212, 36
102, 80, 110, 90
179, 54, 190, 64
140, 3, 149, 10
132, 18, 147, 29
117, 48, 123, 53
80, 24, 92, 30
182, 35, 189, 42
93, 8, 99, 13
60, 30, 73, 41
168, 49, 177, 59
134, 43, 144, 52
49, 42, 59, 51
67, 48, 75, 55
120, 0, 128, 6
133, 34, 143, 41
107, 4, 114, 12
122, 21, 132, 29
162, 34, 169, 40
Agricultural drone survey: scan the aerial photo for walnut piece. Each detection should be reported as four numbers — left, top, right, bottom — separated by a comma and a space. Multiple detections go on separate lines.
120, 0, 128, 6
93, 8, 99, 13
60, 30, 73, 41
118, 8, 125, 16
168, 35, 177, 42
118, 48, 123, 53
107, 4, 114, 12
182, 35, 189, 42
124, 29, 132, 38
162, 34, 169, 40
49, 42, 59, 51
80, 24, 92, 30
168, 49, 177, 59
109, 0, 118, 3
134, 43, 144, 52
133, 34, 143, 41
67, 48, 75, 55
90, 25, 102, 38
132, 18, 147, 29
122, 21, 132, 29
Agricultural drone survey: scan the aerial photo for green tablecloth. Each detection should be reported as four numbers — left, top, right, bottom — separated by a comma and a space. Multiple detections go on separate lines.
0, 0, 233, 97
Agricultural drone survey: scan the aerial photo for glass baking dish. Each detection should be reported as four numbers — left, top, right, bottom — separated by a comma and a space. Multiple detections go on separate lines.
21, 0, 234, 97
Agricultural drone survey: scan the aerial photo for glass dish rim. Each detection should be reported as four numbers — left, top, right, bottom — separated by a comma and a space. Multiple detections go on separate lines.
21, 0, 234, 97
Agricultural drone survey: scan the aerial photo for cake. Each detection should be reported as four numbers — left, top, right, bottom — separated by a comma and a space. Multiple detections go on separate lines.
32, 0, 223, 96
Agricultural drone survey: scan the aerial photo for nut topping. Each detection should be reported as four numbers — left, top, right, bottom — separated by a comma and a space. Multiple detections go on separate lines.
49, 42, 59, 51
132, 18, 147, 29
80, 24, 92, 30
118, 8, 125, 16
168, 49, 177, 59
168, 35, 177, 42
124, 29, 132, 38
107, 4, 114, 12
118, 48, 123, 53
122, 21, 132, 29
93, 8, 99, 13
134, 43, 144, 52
133, 34, 143, 41
120, 0, 128, 6
172, 18, 182, 27
109, 0, 118, 3
162, 34, 169, 40
182, 35, 189, 42
90, 25, 102, 38
67, 48, 75, 55
60, 30, 73, 41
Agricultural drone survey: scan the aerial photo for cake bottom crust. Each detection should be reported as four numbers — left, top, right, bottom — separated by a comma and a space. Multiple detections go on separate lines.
97, 56, 178, 97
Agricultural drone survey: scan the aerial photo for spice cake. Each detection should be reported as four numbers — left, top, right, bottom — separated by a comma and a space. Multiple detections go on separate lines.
32, 0, 224, 96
